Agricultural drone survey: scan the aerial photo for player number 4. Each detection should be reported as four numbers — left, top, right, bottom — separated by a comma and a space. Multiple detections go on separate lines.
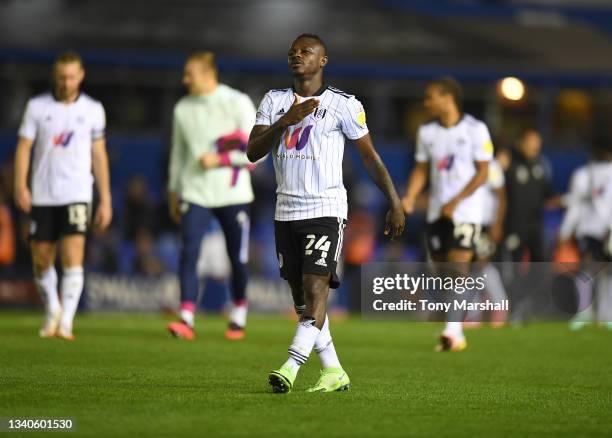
305, 234, 331, 259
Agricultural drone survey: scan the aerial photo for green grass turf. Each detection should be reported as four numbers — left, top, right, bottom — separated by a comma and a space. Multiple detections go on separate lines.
1, 312, 611, 437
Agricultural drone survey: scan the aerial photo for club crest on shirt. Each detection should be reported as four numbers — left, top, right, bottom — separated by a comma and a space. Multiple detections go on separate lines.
52, 131, 74, 147
314, 108, 327, 119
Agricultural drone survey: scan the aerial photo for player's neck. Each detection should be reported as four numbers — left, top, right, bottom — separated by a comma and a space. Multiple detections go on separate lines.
439, 108, 462, 128
194, 80, 218, 96
293, 77, 324, 97
54, 90, 80, 104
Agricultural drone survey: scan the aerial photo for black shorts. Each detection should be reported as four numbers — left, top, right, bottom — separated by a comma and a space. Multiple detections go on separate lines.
274, 217, 346, 289
474, 226, 497, 259
426, 218, 481, 257
30, 203, 91, 242
578, 237, 611, 262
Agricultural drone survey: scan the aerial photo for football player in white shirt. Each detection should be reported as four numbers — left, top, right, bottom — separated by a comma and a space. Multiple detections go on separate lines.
559, 143, 612, 330
247, 34, 405, 393
13, 52, 112, 340
402, 77, 492, 352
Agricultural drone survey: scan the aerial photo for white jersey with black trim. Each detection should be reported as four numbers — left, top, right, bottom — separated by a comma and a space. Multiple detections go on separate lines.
18, 92, 106, 206
255, 85, 368, 221
415, 114, 494, 224
560, 161, 612, 241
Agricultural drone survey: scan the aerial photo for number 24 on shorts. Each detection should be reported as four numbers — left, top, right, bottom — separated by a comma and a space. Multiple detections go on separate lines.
305, 234, 331, 259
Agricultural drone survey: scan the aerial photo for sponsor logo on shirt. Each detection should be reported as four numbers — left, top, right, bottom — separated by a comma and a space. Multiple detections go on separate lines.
356, 111, 366, 127
52, 131, 74, 147
592, 186, 605, 198
284, 125, 313, 151
436, 154, 455, 171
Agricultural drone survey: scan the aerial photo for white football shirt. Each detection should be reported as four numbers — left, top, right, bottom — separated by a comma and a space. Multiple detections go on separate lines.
255, 86, 368, 221
18, 92, 106, 206
415, 114, 493, 224
560, 162, 612, 240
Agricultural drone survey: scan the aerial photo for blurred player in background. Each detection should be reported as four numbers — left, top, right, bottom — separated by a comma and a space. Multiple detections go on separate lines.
247, 34, 404, 393
13, 51, 112, 340
503, 129, 555, 262
167, 52, 256, 341
559, 142, 612, 330
403, 77, 492, 352
466, 151, 508, 327
503, 129, 560, 322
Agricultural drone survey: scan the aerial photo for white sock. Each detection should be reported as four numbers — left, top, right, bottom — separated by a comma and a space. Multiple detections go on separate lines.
285, 318, 321, 372
573, 276, 594, 322
314, 315, 341, 369
229, 301, 248, 328
483, 264, 507, 303
59, 267, 84, 333
443, 321, 464, 339
180, 309, 195, 327
596, 274, 612, 323
35, 266, 60, 315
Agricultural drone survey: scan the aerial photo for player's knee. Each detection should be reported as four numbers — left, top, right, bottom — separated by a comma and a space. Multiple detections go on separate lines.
31, 248, 54, 276
303, 273, 330, 296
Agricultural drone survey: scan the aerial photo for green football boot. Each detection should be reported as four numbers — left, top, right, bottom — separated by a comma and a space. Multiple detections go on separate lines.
268, 364, 297, 393
306, 367, 350, 393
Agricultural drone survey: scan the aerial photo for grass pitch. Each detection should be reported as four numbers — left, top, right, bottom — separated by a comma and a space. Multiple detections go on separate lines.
1, 312, 611, 437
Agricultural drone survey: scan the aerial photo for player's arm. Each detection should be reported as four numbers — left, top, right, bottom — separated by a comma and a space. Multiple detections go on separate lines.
354, 134, 405, 238
201, 95, 257, 169
13, 137, 34, 213
247, 93, 319, 162
92, 138, 112, 231
402, 162, 429, 214
490, 186, 506, 244
558, 169, 586, 244
441, 161, 488, 218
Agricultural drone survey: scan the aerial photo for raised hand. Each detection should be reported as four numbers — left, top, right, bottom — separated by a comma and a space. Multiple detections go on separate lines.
279, 93, 319, 126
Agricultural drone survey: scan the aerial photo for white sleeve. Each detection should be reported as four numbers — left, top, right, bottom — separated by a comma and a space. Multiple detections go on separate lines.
559, 168, 588, 240
472, 122, 494, 162
92, 103, 106, 140
18, 100, 37, 140
340, 96, 369, 140
414, 127, 429, 163
488, 160, 505, 189
254, 93, 273, 126
236, 94, 256, 135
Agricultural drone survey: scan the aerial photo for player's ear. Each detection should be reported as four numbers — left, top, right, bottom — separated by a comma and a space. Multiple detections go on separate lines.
320, 55, 328, 68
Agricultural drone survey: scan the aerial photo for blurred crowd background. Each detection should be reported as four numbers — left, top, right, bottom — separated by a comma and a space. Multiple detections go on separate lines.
1, 0, 611, 313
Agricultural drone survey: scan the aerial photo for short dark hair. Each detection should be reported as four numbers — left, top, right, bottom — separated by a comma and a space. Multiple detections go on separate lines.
293, 33, 327, 55
53, 51, 83, 69
429, 76, 463, 110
